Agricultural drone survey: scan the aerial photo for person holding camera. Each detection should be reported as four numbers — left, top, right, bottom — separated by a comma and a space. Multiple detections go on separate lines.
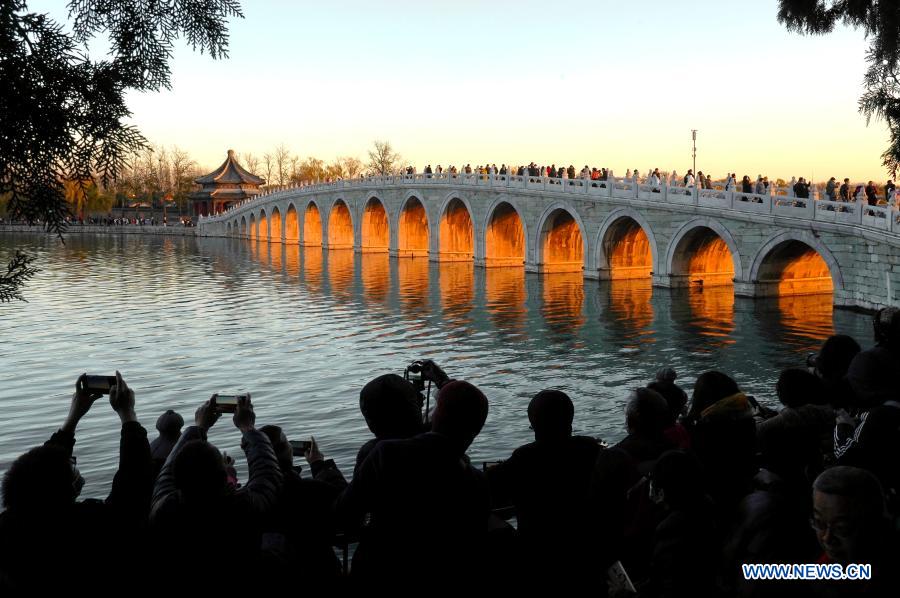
353, 359, 450, 476
336, 380, 490, 588
149, 394, 282, 592
0, 372, 153, 593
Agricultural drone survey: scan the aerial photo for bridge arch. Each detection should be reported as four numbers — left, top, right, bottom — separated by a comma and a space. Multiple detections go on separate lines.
227, 222, 232, 236
666, 218, 743, 286
483, 198, 527, 267
303, 200, 323, 246
285, 203, 299, 244
362, 195, 390, 252
249, 213, 257, 241
240, 216, 247, 238
535, 201, 587, 273
438, 194, 474, 261
749, 231, 841, 296
328, 198, 354, 249
258, 209, 268, 242
595, 208, 659, 279
269, 206, 282, 243
398, 194, 430, 257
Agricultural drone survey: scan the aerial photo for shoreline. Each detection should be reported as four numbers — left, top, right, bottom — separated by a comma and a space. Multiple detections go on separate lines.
0, 224, 198, 237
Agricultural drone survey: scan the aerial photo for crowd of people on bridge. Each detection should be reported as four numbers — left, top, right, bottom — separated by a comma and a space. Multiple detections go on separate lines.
396, 164, 898, 206
3, 309, 900, 595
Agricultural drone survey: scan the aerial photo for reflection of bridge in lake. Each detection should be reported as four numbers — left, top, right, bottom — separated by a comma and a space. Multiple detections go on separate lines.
201, 174, 900, 311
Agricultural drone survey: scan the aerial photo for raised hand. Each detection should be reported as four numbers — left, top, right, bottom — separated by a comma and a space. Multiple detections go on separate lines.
233, 394, 256, 433
195, 397, 221, 432
109, 370, 137, 423
304, 436, 324, 464
62, 373, 103, 433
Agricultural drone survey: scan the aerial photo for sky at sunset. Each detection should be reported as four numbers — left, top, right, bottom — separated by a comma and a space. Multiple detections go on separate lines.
30, 0, 894, 182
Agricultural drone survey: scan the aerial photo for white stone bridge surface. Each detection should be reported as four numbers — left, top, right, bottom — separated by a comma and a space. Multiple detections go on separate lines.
198, 173, 900, 311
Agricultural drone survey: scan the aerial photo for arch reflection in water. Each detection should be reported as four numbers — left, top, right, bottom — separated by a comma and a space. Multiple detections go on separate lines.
439, 199, 474, 261
328, 201, 354, 249
361, 253, 391, 303
362, 199, 389, 252
396, 256, 430, 314
541, 272, 585, 335
327, 249, 355, 300
399, 198, 429, 257
303, 248, 324, 293
602, 279, 655, 348
485, 267, 527, 336
605, 219, 653, 279
754, 294, 835, 351
284, 245, 300, 281
304, 203, 323, 246
541, 210, 584, 273
486, 203, 525, 267
439, 262, 474, 325
684, 285, 736, 347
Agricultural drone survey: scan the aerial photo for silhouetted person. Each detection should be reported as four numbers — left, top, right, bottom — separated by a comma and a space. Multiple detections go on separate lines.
487, 390, 602, 589
336, 380, 490, 588
684, 371, 758, 522
644, 450, 717, 598
149, 395, 282, 592
757, 369, 833, 468
811, 467, 900, 597
837, 308, 900, 509
592, 388, 673, 581
648, 368, 691, 449
255, 425, 344, 586
0, 372, 152, 594
810, 334, 861, 410
149, 409, 183, 474
355, 374, 425, 475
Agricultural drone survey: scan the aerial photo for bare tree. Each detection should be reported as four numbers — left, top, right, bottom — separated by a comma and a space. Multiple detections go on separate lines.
261, 153, 275, 188
339, 156, 363, 179
367, 140, 401, 176
169, 146, 198, 213
296, 157, 326, 184
273, 143, 293, 186
241, 151, 260, 177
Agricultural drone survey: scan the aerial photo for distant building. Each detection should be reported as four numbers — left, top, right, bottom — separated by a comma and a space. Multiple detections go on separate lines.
189, 149, 265, 217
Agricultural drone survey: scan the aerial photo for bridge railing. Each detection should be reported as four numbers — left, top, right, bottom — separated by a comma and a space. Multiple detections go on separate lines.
203, 173, 900, 235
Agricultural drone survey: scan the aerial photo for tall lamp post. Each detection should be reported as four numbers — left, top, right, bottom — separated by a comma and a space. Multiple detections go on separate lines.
691, 129, 697, 178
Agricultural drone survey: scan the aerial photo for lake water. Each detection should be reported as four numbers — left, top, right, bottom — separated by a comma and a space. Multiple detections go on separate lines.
0, 232, 875, 498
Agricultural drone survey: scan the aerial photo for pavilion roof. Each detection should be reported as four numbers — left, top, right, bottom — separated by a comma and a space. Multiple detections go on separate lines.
195, 149, 265, 186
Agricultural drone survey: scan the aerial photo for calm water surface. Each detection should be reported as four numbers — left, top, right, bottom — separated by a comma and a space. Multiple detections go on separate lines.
0, 233, 875, 498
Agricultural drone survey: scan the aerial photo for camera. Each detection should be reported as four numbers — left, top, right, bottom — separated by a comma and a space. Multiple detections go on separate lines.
404, 360, 426, 393
213, 394, 247, 414
84, 375, 117, 395
289, 440, 311, 456
806, 352, 818, 373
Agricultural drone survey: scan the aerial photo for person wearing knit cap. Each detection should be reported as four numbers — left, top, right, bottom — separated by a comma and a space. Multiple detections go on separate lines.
336, 380, 490, 588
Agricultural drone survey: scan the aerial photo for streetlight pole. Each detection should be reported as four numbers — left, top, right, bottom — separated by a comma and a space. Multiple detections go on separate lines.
691, 129, 697, 178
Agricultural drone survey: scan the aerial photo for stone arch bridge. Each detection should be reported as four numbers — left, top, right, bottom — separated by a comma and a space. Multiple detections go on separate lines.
199, 173, 900, 311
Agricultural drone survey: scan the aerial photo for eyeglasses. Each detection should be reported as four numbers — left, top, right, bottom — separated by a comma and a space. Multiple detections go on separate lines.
809, 517, 854, 539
